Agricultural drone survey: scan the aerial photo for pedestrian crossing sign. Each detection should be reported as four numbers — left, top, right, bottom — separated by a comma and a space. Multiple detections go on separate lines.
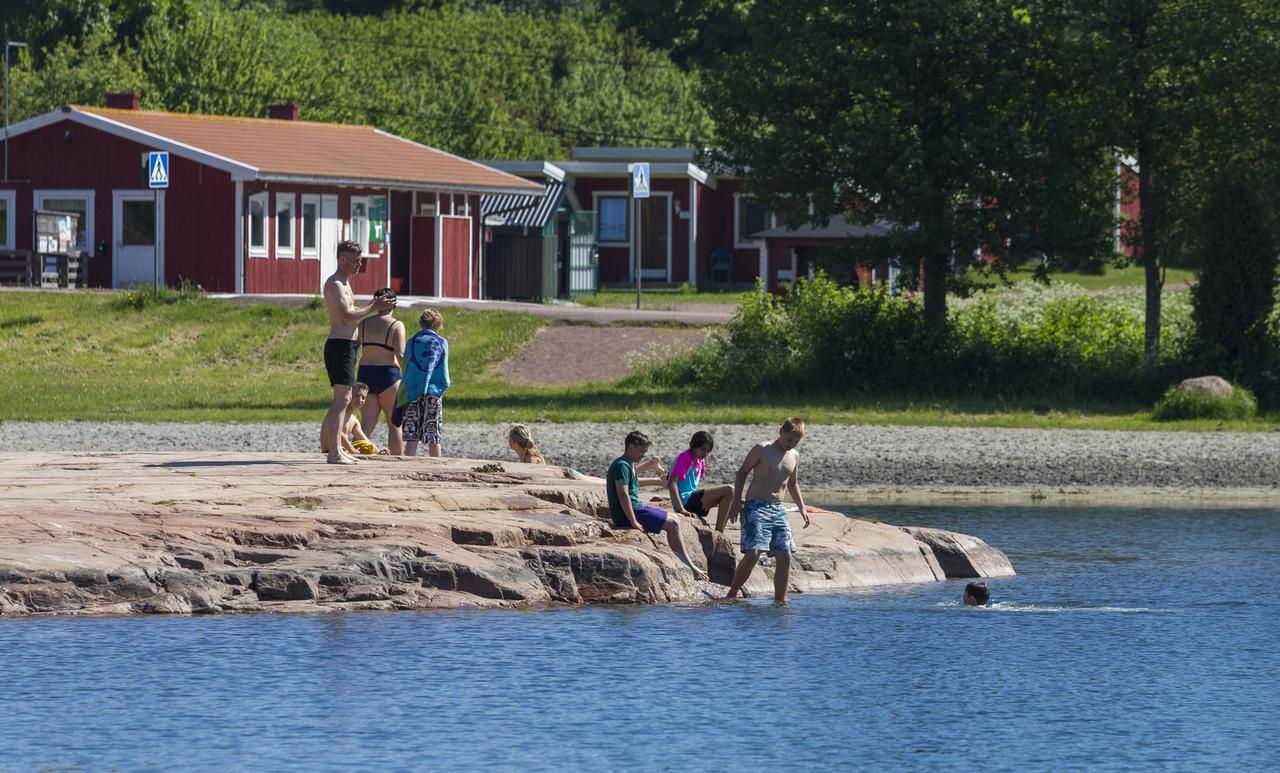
147, 151, 169, 189
630, 162, 650, 199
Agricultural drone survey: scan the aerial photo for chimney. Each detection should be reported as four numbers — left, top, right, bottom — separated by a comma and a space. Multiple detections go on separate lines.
268, 103, 301, 121
106, 92, 142, 110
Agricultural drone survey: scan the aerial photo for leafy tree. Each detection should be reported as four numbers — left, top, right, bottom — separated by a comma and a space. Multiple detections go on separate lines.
703, 0, 1115, 328
11, 1, 712, 160
8, 23, 144, 118
1191, 172, 1278, 376
1065, 0, 1280, 362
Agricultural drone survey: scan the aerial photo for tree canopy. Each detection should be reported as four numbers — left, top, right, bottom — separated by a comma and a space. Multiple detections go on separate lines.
702, 0, 1117, 327
6, 0, 712, 160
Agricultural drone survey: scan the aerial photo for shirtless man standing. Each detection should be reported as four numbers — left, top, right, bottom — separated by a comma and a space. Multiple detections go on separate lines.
724, 417, 811, 603
321, 240, 394, 464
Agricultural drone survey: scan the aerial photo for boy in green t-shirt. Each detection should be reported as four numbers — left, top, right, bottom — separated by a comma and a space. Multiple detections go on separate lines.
605, 430, 708, 581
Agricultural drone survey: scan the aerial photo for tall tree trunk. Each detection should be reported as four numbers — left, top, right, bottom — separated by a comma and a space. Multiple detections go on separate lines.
1137, 140, 1163, 364
922, 251, 949, 329
1130, 2, 1162, 365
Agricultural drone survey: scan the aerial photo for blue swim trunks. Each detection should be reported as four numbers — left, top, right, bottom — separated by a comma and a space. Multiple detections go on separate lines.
740, 500, 796, 554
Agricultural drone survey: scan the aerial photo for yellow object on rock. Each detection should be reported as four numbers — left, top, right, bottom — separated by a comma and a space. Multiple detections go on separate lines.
352, 439, 378, 455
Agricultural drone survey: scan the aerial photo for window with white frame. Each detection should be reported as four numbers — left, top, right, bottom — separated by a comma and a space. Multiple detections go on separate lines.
248, 192, 268, 256
275, 193, 295, 258
34, 190, 94, 255
734, 194, 772, 248
0, 191, 14, 250
300, 195, 320, 258
349, 196, 371, 256
595, 194, 628, 243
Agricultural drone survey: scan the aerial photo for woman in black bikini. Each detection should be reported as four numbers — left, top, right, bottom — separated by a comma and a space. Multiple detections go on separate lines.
356, 288, 407, 455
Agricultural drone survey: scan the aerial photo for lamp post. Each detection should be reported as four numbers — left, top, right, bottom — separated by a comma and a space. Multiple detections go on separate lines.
4, 32, 29, 184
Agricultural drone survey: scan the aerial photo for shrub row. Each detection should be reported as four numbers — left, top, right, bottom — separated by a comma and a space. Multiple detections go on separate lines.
638, 275, 1280, 407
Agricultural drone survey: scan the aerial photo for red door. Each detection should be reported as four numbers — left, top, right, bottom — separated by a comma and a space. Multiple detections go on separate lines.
410, 216, 435, 296
441, 216, 471, 298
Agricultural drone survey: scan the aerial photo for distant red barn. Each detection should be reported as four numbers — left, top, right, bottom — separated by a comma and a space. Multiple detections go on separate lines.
0, 94, 540, 296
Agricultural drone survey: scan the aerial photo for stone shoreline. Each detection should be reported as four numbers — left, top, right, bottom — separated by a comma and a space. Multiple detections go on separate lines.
3, 421, 1277, 499
0, 452, 1013, 617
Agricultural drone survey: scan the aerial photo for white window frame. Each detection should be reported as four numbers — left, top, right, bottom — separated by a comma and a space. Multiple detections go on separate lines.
34, 189, 95, 256
734, 193, 776, 249
275, 192, 296, 258
300, 194, 320, 258
0, 190, 15, 250
593, 191, 630, 245
248, 192, 268, 257
349, 195, 374, 257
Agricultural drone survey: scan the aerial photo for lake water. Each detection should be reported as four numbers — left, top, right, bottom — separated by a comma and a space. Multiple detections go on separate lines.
2, 505, 1277, 771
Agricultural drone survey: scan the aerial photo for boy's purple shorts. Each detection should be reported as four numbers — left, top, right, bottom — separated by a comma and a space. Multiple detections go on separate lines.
634, 505, 668, 534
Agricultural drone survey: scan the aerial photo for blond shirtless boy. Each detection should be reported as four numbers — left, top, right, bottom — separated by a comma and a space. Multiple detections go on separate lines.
724, 417, 811, 603
321, 240, 395, 465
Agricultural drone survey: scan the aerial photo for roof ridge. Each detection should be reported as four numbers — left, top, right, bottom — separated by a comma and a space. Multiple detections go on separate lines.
68, 104, 374, 131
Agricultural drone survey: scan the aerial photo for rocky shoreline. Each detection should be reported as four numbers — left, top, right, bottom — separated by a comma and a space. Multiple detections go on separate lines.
0, 452, 1012, 617
3, 421, 1277, 500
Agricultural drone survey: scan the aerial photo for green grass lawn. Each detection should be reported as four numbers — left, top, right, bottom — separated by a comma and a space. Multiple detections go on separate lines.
575, 287, 749, 308
1005, 264, 1197, 291
0, 290, 1271, 430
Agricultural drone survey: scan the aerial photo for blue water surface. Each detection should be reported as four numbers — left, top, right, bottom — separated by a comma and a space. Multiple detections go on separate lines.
2, 505, 1277, 771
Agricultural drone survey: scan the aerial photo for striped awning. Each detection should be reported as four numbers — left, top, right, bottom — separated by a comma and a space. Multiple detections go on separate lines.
481, 178, 565, 228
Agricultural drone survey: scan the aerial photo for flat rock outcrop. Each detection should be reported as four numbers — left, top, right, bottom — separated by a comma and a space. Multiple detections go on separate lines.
0, 453, 1013, 616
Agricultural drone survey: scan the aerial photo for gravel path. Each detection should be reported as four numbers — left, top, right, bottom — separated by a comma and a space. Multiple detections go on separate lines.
500, 326, 708, 385
5, 422, 1276, 494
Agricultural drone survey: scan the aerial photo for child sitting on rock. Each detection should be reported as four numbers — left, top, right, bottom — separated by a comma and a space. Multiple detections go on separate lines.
321, 383, 384, 457
666, 430, 735, 532
508, 424, 547, 464
606, 430, 707, 580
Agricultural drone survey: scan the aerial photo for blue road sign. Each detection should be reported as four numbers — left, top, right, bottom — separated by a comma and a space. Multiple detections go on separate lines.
148, 151, 170, 189
631, 162, 650, 199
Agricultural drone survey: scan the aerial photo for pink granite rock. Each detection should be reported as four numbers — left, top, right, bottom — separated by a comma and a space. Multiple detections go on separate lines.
0, 452, 1014, 615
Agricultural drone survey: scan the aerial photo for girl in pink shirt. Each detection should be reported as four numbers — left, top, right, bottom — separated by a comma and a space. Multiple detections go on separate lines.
666, 430, 736, 532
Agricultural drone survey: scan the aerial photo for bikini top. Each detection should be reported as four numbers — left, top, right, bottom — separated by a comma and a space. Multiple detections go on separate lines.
359, 318, 399, 352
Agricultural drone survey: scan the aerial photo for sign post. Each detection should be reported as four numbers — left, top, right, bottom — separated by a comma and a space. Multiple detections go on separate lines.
630, 162, 650, 310
147, 151, 169, 290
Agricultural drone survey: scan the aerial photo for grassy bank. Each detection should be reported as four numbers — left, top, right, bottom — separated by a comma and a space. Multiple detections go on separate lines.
1, 289, 1273, 430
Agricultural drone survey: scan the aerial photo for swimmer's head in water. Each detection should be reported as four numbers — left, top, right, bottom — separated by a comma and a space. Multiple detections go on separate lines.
963, 581, 990, 606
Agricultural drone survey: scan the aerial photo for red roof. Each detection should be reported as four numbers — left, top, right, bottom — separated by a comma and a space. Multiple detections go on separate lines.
67, 105, 541, 194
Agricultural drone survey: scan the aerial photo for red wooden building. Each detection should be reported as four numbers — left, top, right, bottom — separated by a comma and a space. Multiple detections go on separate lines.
491, 147, 1145, 296
0, 94, 541, 295
488, 147, 778, 290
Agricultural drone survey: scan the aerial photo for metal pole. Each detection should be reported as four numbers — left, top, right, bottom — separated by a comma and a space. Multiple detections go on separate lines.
153, 187, 159, 290
3, 35, 27, 184
635, 196, 642, 310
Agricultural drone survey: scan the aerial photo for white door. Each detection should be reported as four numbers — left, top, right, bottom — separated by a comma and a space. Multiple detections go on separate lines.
113, 190, 163, 288
319, 194, 339, 291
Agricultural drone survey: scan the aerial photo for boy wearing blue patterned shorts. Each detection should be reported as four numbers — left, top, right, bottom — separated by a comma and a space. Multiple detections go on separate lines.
725, 417, 811, 603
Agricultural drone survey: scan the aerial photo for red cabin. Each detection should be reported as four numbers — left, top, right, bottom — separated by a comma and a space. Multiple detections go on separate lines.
0, 95, 541, 296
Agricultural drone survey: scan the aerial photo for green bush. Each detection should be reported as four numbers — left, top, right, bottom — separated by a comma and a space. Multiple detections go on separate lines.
1191, 172, 1279, 377
1152, 383, 1257, 421
637, 274, 1263, 405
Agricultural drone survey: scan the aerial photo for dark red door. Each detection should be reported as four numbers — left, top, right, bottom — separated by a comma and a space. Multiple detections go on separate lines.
410, 216, 435, 296
441, 216, 471, 298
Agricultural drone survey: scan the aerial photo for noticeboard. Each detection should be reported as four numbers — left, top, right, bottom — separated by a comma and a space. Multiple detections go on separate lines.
368, 195, 388, 246
35, 210, 79, 256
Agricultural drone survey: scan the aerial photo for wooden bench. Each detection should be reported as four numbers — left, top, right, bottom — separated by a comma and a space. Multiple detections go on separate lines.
0, 250, 34, 286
